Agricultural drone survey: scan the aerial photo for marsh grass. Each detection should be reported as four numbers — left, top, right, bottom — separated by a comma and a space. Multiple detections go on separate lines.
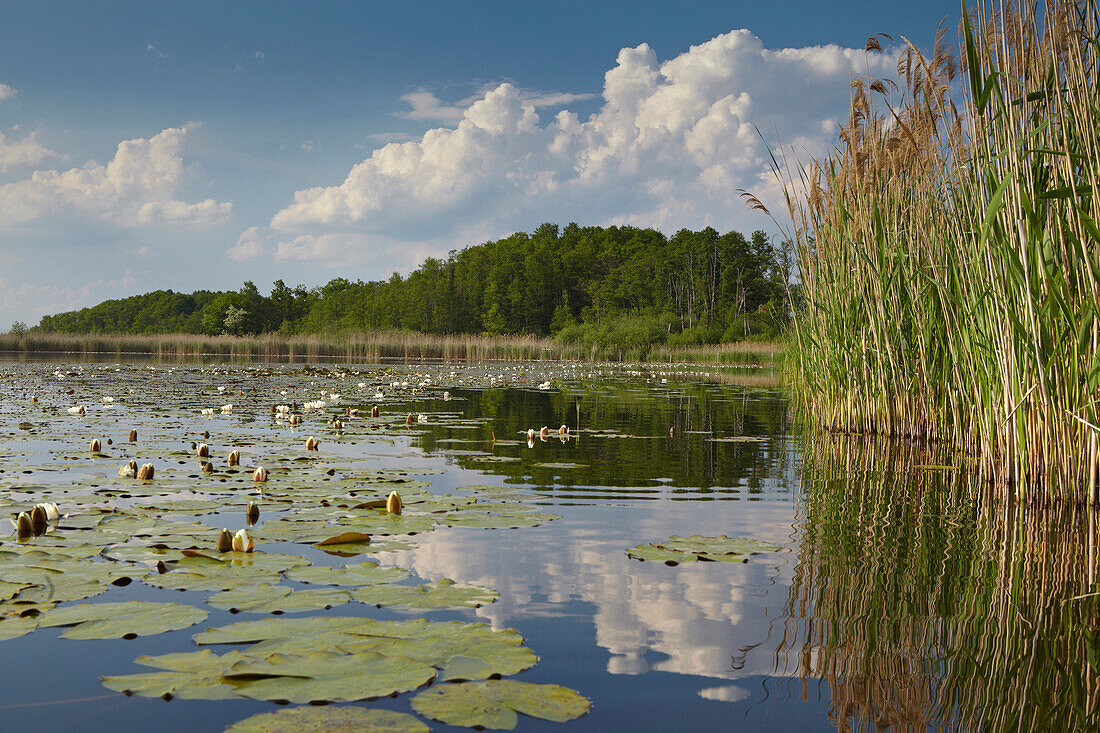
0, 330, 785, 366
778, 0, 1100, 499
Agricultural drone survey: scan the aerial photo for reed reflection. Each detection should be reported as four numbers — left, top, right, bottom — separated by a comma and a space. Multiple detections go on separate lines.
784, 437, 1100, 731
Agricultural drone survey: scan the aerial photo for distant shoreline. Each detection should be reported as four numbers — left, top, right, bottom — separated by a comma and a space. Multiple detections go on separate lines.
0, 331, 783, 366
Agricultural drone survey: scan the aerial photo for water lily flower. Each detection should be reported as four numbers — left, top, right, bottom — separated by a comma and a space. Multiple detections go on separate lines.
90, 439, 102, 452
68, 405, 85, 415
305, 436, 319, 450
220, 404, 233, 413
102, 396, 114, 403
228, 450, 240, 466
216, 528, 233, 553
197, 443, 209, 458
417, 414, 428, 423
232, 528, 254, 553
332, 419, 343, 431
128, 429, 137, 442
253, 466, 268, 482
289, 414, 302, 426
527, 428, 536, 440
386, 490, 402, 514
119, 460, 137, 478
443, 391, 451, 401
200, 408, 214, 416
136, 463, 155, 480
35, 502, 60, 521
527, 437, 536, 449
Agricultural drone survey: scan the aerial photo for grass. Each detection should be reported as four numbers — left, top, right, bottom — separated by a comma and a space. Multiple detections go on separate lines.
776, 0, 1100, 500
0, 330, 785, 366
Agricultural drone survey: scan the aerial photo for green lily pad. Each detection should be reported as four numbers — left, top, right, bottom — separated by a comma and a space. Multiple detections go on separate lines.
206, 584, 352, 613
38, 600, 207, 639
0, 615, 37, 640
626, 535, 781, 565
286, 560, 409, 586
351, 578, 498, 610
101, 648, 248, 700
224, 707, 429, 733
222, 651, 436, 703
411, 680, 591, 730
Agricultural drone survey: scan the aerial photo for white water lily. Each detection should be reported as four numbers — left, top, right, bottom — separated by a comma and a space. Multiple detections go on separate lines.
196, 443, 209, 458
220, 404, 233, 412
67, 405, 85, 415
227, 450, 240, 466
119, 460, 137, 478
102, 396, 114, 403
527, 428, 536, 440
35, 502, 60, 521
417, 414, 428, 423
232, 528, 254, 553
200, 408, 215, 416
253, 466, 268, 482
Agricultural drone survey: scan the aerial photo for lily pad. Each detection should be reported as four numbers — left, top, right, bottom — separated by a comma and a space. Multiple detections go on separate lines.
101, 649, 248, 700
38, 600, 207, 639
352, 578, 498, 610
224, 651, 437, 703
411, 680, 590, 730
626, 535, 781, 565
224, 707, 429, 733
286, 560, 409, 586
206, 583, 352, 613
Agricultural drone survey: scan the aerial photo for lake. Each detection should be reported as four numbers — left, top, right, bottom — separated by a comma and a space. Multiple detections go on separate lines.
0, 359, 1096, 731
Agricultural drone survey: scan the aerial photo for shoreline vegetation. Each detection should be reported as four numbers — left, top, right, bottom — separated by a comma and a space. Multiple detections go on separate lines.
0, 330, 784, 366
778, 0, 1100, 500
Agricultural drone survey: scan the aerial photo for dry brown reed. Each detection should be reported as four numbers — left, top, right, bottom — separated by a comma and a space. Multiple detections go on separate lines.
777, 0, 1100, 500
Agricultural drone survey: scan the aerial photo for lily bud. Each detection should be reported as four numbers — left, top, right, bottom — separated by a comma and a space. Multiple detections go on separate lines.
128, 429, 138, 442
216, 528, 233, 553
305, 436, 319, 450
289, 414, 302, 426
253, 466, 268, 482
30, 505, 47, 528
201, 461, 214, 474
443, 391, 451, 401
15, 512, 33, 536
246, 501, 259, 525
196, 443, 209, 458
370, 405, 379, 418
559, 425, 569, 436
90, 439, 102, 452
539, 426, 548, 439
527, 429, 535, 440
137, 463, 155, 480
120, 460, 138, 478
333, 420, 343, 431
386, 490, 402, 515
36, 502, 60, 521
232, 528, 254, 553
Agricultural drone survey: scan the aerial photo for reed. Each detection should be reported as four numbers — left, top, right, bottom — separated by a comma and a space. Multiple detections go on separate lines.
777, 0, 1100, 500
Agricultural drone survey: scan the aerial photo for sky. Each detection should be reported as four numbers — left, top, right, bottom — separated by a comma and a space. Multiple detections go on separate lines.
0, 0, 964, 327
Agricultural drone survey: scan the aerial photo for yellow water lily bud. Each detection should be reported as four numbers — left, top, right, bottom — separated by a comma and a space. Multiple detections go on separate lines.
246, 501, 259, 525
15, 512, 33, 535
216, 528, 233, 553
90, 439, 102, 452
196, 443, 209, 458
253, 466, 268, 482
120, 460, 137, 478
227, 450, 240, 466
232, 528, 254, 553
386, 490, 402, 515
128, 429, 138, 442
137, 463, 155, 480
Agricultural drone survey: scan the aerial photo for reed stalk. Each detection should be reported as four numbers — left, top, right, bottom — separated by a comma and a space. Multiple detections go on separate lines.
780, 0, 1100, 500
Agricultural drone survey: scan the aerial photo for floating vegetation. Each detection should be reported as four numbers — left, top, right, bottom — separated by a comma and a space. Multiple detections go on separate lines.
411, 680, 591, 730
224, 707, 429, 733
626, 535, 781, 565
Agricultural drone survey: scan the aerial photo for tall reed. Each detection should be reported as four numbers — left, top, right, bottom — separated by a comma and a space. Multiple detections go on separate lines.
779, 0, 1100, 499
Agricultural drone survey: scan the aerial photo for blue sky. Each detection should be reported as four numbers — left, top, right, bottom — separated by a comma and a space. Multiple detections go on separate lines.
0, 0, 963, 326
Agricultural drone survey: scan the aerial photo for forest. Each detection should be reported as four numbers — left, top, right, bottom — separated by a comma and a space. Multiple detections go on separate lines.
34, 223, 793, 348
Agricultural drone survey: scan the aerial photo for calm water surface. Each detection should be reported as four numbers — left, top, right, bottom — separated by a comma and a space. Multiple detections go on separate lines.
0, 359, 1095, 731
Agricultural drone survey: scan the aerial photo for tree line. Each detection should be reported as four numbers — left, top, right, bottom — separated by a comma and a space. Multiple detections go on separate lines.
35, 223, 794, 345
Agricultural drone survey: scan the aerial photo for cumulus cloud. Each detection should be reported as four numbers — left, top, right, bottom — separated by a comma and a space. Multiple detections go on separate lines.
399, 86, 597, 125
0, 83, 16, 101
271, 29, 896, 262
0, 129, 59, 171
227, 226, 269, 261
0, 125, 231, 228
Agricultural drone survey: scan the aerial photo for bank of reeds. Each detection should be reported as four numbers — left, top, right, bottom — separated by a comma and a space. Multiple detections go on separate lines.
777, 0, 1100, 499
0, 330, 785, 366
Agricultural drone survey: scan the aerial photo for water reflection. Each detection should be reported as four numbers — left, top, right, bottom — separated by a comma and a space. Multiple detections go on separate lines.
784, 438, 1100, 731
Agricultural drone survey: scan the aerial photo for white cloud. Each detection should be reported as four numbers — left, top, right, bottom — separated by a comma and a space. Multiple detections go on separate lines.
271, 29, 896, 262
0, 129, 59, 171
227, 226, 269, 261
0, 125, 231, 229
300, 140, 319, 153
0, 83, 15, 101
